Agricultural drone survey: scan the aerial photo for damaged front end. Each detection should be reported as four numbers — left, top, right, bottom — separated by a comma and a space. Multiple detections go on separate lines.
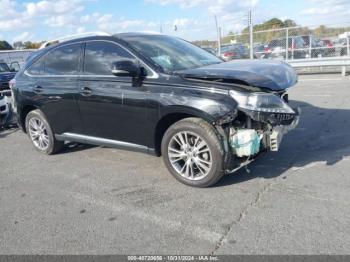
218, 89, 300, 174
177, 59, 300, 173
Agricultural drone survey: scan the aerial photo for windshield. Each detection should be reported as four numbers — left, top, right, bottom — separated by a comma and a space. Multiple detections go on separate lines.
124, 35, 222, 72
0, 63, 10, 73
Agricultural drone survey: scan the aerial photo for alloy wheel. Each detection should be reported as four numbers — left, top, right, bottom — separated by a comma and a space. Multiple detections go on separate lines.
28, 117, 50, 150
168, 131, 212, 180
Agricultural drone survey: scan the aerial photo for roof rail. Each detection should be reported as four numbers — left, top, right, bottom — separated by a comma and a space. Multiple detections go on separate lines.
39, 32, 111, 49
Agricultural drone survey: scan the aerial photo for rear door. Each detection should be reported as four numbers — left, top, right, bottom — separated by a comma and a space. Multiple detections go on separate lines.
25, 43, 83, 134
77, 40, 148, 145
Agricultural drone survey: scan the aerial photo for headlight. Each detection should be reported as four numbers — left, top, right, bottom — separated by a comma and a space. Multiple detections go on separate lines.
229, 90, 295, 114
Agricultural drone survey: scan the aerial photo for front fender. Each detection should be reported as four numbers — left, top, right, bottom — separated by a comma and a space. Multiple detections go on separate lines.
159, 90, 238, 125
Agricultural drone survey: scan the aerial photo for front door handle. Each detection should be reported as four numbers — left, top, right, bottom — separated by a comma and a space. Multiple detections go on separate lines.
33, 85, 43, 93
80, 87, 92, 96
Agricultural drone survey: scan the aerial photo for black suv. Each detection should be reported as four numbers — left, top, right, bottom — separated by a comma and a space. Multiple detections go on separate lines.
264, 36, 307, 59
12, 33, 299, 187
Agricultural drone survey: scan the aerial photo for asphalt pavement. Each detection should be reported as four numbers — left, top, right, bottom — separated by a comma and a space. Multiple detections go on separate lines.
0, 74, 350, 254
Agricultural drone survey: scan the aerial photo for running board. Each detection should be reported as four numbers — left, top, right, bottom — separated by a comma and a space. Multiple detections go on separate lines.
55, 133, 156, 155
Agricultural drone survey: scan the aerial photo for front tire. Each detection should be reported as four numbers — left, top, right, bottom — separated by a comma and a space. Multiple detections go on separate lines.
161, 118, 225, 187
25, 109, 63, 155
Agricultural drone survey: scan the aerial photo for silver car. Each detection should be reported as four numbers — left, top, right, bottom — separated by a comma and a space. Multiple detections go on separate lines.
0, 91, 12, 128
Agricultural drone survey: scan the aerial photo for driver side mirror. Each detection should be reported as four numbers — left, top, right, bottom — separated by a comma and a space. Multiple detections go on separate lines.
111, 60, 141, 77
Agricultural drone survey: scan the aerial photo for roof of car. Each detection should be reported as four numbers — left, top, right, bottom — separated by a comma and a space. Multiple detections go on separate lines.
113, 32, 165, 40
37, 31, 166, 51
115, 31, 163, 36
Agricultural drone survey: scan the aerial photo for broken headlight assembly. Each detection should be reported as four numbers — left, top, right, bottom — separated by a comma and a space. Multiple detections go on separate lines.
229, 90, 295, 114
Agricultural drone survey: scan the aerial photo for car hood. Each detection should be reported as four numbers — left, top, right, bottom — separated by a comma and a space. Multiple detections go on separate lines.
0, 72, 16, 82
177, 59, 298, 91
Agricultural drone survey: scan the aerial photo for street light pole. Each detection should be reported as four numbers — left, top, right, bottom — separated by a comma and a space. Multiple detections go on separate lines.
248, 10, 254, 59
214, 15, 221, 56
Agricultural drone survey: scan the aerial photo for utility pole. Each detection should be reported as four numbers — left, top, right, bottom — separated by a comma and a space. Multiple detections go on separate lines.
214, 15, 221, 56
248, 10, 254, 59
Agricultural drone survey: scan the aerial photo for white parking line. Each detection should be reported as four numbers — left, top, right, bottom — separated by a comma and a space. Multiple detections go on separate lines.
300, 94, 332, 97
73, 192, 223, 243
298, 78, 347, 81
291, 161, 325, 171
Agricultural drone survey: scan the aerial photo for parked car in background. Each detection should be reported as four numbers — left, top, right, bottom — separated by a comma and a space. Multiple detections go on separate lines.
12, 32, 299, 187
339, 37, 350, 56
300, 35, 319, 48
201, 47, 217, 55
263, 36, 307, 59
320, 39, 336, 57
300, 35, 324, 58
0, 91, 11, 128
253, 44, 265, 59
0, 62, 19, 90
220, 43, 249, 61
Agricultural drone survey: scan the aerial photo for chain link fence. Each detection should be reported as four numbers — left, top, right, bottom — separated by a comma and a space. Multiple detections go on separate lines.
215, 23, 350, 62
0, 50, 34, 67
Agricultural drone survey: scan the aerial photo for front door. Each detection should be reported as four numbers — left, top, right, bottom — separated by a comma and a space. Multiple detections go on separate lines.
77, 41, 148, 146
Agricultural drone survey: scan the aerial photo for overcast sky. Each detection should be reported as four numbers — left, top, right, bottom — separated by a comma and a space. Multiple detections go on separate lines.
0, 0, 350, 43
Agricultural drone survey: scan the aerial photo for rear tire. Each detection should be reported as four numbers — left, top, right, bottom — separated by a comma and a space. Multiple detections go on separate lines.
25, 109, 63, 155
161, 117, 225, 187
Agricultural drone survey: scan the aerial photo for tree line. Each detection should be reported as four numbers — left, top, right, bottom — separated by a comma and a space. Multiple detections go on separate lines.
0, 40, 44, 51
221, 18, 350, 45
1, 18, 350, 50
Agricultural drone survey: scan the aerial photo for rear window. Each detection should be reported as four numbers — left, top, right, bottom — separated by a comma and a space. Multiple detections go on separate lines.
269, 39, 285, 48
221, 46, 233, 53
269, 38, 304, 48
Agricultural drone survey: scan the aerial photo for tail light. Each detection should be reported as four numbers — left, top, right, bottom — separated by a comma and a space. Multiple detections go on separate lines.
287, 43, 296, 51
264, 48, 271, 53
223, 52, 235, 57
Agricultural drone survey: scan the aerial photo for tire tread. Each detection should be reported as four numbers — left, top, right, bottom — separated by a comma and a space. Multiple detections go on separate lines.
161, 117, 225, 187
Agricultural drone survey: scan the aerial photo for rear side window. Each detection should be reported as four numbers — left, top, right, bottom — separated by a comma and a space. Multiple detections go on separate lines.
45, 43, 81, 75
27, 56, 45, 75
84, 41, 134, 75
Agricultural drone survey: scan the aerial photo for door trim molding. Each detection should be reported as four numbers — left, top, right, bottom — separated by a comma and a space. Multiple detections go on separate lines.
55, 132, 156, 155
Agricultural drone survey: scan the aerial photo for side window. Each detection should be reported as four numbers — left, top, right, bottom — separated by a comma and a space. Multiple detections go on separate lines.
27, 56, 45, 75
84, 41, 134, 75
45, 43, 81, 75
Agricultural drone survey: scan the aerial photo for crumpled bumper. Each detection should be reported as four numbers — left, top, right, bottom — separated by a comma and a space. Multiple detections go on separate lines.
267, 107, 300, 151
225, 107, 300, 173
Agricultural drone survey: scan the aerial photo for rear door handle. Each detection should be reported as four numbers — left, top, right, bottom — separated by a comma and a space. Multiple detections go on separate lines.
33, 85, 43, 93
80, 87, 92, 96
